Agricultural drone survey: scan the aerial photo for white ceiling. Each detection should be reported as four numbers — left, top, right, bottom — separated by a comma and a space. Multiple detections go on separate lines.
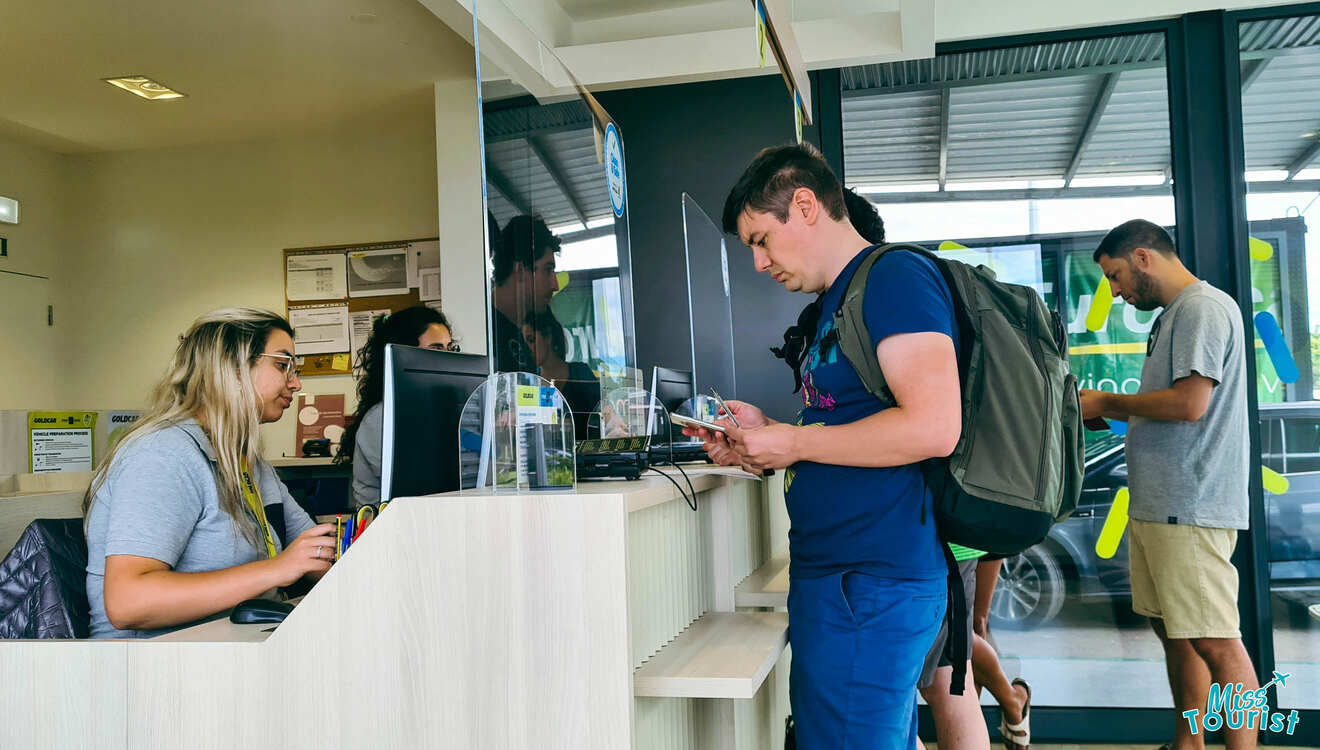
0, 0, 476, 154
422, 0, 930, 102
556, 0, 717, 24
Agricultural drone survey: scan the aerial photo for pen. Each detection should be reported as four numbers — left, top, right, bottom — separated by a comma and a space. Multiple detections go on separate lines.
709, 388, 740, 428
711, 387, 774, 476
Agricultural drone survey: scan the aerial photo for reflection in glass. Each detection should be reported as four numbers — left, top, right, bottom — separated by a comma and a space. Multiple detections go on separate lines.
474, 0, 636, 397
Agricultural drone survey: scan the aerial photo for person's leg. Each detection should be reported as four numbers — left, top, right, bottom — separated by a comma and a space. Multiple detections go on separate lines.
1152, 617, 1211, 750
918, 560, 989, 749
1190, 638, 1258, 750
973, 557, 1002, 640
1183, 527, 1257, 750
790, 571, 945, 750
1130, 519, 1209, 750
788, 572, 860, 749
920, 663, 990, 750
972, 558, 1003, 694
970, 632, 1029, 748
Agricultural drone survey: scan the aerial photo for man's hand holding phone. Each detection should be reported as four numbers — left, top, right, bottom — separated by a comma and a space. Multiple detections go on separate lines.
681, 400, 774, 475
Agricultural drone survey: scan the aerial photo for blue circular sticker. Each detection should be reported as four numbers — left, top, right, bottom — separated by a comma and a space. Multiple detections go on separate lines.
604, 122, 626, 218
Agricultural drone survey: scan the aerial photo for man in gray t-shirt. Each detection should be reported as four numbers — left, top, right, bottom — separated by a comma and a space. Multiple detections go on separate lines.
1079, 219, 1257, 750
1127, 281, 1250, 529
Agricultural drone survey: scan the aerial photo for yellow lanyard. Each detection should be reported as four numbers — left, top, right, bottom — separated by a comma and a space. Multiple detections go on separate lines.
239, 458, 277, 559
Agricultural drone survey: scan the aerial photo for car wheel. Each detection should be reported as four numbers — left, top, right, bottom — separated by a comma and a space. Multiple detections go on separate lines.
989, 546, 1066, 630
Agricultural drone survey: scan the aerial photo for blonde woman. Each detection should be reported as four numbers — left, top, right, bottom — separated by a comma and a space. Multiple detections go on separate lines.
84, 308, 337, 638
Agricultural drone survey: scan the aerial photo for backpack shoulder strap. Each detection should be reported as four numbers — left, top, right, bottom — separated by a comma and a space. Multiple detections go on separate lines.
834, 243, 932, 406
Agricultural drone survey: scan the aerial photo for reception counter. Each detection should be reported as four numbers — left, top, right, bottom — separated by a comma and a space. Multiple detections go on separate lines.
0, 466, 791, 749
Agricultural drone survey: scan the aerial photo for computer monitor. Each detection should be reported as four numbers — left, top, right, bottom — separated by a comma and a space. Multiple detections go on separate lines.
380, 345, 490, 501
649, 366, 695, 443
651, 366, 695, 413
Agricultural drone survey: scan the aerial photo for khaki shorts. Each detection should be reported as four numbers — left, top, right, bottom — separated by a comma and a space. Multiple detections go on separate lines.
1129, 519, 1240, 639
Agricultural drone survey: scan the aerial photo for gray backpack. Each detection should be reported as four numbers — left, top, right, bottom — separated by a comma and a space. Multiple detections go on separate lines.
835, 242, 1084, 696
834, 243, 1084, 554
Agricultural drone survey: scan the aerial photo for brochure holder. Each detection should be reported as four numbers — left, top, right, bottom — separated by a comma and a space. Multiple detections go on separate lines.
459, 372, 576, 492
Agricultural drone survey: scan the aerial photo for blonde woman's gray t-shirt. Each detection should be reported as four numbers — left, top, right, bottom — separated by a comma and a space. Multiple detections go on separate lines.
84, 420, 316, 639
1125, 281, 1250, 530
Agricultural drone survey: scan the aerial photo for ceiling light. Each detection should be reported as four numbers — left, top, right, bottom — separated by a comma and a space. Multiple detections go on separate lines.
1069, 174, 1167, 188
1246, 170, 1289, 182
858, 183, 940, 194
945, 180, 1032, 191
0, 196, 17, 224
1302, 132, 1316, 139
103, 76, 186, 101
549, 221, 587, 236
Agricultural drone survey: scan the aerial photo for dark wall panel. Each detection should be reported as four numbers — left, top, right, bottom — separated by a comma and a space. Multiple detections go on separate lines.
598, 75, 807, 422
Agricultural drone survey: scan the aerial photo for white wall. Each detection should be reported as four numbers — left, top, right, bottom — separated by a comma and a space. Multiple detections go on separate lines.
935, 0, 1316, 42
436, 77, 489, 357
53, 92, 481, 458
0, 132, 70, 410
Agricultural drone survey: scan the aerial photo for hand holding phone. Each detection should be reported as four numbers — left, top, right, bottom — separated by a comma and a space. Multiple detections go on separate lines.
1083, 416, 1109, 432
670, 412, 727, 433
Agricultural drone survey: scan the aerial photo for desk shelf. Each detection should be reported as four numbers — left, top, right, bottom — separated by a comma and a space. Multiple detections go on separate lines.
633, 611, 788, 700
269, 456, 339, 467
733, 556, 788, 609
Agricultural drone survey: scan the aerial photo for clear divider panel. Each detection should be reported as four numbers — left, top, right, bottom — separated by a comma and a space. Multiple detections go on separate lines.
682, 193, 737, 400
473, 0, 637, 395
459, 372, 575, 492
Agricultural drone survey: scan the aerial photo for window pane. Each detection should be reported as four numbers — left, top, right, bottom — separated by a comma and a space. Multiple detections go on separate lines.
1240, 13, 1320, 711
844, 31, 1176, 709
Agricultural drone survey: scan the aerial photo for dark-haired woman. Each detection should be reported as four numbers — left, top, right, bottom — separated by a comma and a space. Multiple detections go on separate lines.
337, 306, 456, 507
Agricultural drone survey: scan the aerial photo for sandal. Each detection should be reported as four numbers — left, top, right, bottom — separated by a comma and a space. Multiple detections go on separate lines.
999, 678, 1031, 750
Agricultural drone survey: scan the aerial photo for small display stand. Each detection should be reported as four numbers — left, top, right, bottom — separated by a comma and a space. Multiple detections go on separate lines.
459, 372, 576, 492
574, 387, 668, 481
593, 385, 670, 442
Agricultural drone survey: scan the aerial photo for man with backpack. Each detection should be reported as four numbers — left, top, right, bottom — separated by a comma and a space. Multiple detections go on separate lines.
1081, 219, 1257, 750
699, 142, 963, 749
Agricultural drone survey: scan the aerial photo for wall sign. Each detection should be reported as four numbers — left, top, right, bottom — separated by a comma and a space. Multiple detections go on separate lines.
29, 411, 97, 473
604, 122, 627, 218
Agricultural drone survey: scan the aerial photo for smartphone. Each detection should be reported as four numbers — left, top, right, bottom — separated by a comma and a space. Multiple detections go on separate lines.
1083, 416, 1109, 432
669, 412, 727, 434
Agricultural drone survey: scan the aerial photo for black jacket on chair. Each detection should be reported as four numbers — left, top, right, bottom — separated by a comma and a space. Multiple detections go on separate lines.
0, 519, 90, 639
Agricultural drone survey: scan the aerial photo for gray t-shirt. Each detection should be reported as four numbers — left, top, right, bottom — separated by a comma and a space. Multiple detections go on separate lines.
1126, 281, 1249, 529
85, 419, 317, 639
351, 402, 384, 507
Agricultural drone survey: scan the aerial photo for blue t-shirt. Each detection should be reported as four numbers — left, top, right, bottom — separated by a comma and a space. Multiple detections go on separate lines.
784, 247, 960, 581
